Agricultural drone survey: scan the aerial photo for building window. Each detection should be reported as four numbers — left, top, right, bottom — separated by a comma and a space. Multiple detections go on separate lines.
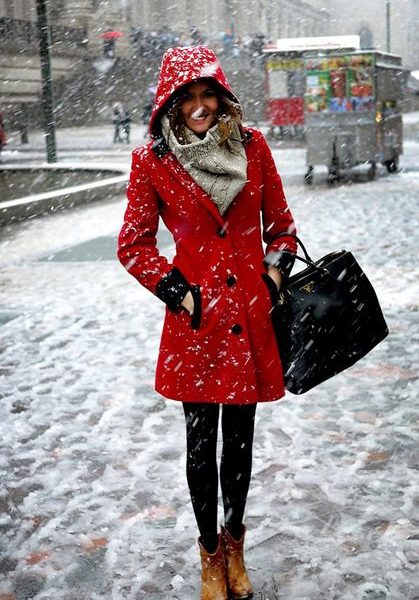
4, 0, 15, 18
22, 0, 34, 20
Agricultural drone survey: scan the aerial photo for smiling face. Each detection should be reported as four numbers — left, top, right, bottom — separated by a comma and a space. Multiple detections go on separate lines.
179, 80, 219, 136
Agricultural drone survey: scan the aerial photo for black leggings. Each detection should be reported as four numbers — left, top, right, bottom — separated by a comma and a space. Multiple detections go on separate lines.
182, 402, 257, 542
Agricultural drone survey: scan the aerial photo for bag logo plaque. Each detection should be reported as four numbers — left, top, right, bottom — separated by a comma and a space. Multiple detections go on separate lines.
300, 282, 316, 293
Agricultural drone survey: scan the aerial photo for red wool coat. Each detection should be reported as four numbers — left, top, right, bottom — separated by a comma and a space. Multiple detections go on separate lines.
118, 46, 297, 404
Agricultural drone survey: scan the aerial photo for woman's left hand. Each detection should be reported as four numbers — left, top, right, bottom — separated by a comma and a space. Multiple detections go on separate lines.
267, 266, 283, 291
181, 290, 195, 315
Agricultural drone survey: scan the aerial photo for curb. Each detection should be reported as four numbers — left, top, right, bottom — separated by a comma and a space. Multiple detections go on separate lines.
0, 163, 128, 227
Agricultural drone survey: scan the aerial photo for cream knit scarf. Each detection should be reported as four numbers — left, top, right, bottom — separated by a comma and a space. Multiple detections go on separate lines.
161, 115, 247, 215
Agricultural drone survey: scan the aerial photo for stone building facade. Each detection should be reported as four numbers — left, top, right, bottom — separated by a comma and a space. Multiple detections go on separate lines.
1, 0, 417, 132
128, 0, 418, 68
0, 0, 130, 112
256, 0, 329, 42
128, 0, 329, 45
0, 0, 329, 129
407, 0, 419, 70
1, 1, 82, 118
319, 0, 419, 69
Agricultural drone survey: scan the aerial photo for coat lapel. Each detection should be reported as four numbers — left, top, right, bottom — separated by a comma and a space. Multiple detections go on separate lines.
160, 152, 226, 227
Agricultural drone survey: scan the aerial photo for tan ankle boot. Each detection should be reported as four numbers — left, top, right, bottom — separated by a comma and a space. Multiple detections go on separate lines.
198, 535, 228, 600
221, 525, 253, 599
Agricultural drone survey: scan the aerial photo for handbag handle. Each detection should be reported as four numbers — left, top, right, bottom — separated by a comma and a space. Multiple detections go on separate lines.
275, 233, 340, 275
274, 232, 314, 265
275, 233, 337, 275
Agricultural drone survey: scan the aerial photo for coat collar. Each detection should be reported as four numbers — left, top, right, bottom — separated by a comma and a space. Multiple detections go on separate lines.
151, 129, 253, 158
151, 136, 170, 158
151, 130, 253, 227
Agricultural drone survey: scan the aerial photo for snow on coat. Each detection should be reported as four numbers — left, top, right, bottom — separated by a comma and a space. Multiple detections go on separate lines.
118, 46, 297, 404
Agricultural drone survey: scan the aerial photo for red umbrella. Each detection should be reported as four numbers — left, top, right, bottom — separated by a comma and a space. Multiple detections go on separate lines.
101, 31, 124, 40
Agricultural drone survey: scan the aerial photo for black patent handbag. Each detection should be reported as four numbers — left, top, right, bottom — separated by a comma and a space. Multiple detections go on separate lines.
270, 234, 389, 394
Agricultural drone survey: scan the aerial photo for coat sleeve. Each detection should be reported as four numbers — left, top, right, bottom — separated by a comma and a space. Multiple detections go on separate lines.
117, 148, 190, 310
259, 132, 297, 278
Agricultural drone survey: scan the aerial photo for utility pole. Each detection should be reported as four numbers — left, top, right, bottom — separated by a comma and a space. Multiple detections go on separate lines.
386, 0, 391, 53
36, 0, 57, 163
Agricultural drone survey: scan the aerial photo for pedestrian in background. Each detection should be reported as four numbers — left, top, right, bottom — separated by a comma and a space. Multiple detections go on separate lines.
141, 85, 156, 127
140, 100, 153, 125
118, 46, 297, 600
121, 108, 131, 143
113, 103, 132, 143
112, 103, 123, 143
232, 38, 241, 59
0, 111, 6, 159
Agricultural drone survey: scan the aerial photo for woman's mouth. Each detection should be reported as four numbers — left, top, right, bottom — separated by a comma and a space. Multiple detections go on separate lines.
191, 108, 210, 121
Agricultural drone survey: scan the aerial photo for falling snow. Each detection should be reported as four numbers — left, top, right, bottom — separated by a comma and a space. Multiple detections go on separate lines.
0, 116, 418, 598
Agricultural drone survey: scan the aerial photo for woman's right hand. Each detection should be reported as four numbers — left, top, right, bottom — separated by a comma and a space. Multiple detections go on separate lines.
181, 290, 195, 315
267, 266, 283, 291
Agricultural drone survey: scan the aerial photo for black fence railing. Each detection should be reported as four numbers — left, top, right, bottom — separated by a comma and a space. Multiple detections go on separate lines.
0, 17, 87, 52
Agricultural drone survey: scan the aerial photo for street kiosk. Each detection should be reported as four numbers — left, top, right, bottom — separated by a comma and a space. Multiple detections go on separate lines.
304, 50, 405, 183
264, 50, 305, 137
264, 36, 361, 138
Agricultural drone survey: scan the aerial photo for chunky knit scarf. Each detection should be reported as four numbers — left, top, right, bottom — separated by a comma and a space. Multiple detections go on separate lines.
161, 115, 247, 215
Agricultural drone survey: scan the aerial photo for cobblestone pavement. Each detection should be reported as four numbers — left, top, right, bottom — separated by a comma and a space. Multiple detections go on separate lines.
0, 125, 418, 600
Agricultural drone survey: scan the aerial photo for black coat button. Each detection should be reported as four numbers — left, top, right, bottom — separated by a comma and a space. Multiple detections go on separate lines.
217, 226, 227, 237
231, 324, 242, 335
226, 275, 236, 286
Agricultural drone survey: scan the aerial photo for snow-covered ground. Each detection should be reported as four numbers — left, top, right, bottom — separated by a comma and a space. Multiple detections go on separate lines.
402, 110, 419, 125
0, 118, 418, 599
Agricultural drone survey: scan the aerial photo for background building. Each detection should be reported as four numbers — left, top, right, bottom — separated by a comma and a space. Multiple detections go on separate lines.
127, 0, 329, 46
0, 0, 130, 130
0, 0, 417, 134
318, 0, 419, 69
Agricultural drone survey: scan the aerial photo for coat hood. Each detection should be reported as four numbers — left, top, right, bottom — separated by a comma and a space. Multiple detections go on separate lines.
149, 46, 239, 136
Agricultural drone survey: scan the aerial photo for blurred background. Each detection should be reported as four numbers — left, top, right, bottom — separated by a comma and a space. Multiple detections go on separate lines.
0, 0, 418, 137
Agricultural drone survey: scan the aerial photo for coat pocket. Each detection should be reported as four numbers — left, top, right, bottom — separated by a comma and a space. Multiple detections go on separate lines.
195, 283, 229, 334
190, 285, 202, 330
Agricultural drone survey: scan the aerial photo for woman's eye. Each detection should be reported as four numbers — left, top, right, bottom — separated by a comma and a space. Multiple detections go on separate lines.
204, 91, 215, 97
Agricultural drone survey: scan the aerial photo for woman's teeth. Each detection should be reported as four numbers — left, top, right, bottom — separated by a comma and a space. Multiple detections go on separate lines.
191, 108, 208, 120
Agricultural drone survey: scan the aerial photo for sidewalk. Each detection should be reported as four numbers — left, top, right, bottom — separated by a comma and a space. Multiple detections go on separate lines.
1, 122, 273, 162
2, 112, 419, 167
0, 122, 418, 600
4, 111, 419, 153
3, 124, 149, 153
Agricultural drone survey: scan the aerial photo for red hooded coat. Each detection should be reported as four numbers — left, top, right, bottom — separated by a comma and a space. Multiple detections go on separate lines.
118, 47, 297, 404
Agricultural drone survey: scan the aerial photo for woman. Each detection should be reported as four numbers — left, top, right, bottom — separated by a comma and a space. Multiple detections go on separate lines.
118, 46, 297, 600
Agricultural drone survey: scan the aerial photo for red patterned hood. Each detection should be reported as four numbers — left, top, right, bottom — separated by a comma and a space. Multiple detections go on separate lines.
149, 46, 239, 135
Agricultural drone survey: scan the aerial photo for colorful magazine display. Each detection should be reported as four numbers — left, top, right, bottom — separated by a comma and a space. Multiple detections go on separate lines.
305, 54, 375, 113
